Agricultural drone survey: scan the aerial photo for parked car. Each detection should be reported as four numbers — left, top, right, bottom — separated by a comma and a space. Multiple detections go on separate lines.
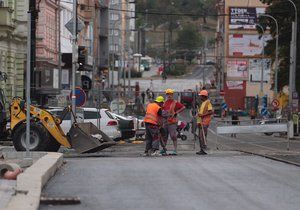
48, 108, 121, 141
128, 116, 146, 139
110, 112, 136, 140
181, 90, 194, 109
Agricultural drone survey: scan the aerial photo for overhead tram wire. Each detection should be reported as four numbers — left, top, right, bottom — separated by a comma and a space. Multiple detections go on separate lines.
59, 1, 292, 18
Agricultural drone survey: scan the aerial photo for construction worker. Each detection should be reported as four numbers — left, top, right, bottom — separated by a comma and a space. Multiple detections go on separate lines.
162, 89, 186, 155
197, 90, 213, 155
143, 96, 165, 156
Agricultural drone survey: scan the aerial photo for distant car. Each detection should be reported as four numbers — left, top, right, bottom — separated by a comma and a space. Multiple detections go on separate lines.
48, 108, 121, 141
181, 90, 194, 108
205, 60, 215, 65
110, 112, 136, 140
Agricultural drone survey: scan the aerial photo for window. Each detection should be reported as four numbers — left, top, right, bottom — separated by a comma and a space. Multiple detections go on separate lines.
110, 13, 119, 21
105, 111, 115, 119
84, 111, 101, 119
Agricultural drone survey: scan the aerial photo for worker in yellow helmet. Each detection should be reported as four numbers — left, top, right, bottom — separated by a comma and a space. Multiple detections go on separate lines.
196, 90, 213, 155
161, 89, 186, 155
143, 96, 165, 156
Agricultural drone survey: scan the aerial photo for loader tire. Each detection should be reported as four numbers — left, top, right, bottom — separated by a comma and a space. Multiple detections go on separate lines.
12, 122, 59, 152
46, 136, 61, 152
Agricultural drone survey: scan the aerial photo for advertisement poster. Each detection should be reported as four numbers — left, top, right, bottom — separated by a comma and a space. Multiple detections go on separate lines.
249, 59, 271, 82
226, 60, 248, 79
229, 34, 272, 56
226, 81, 244, 90
229, 7, 266, 29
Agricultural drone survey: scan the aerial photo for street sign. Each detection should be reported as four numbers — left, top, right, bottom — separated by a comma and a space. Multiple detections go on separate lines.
65, 18, 84, 35
271, 99, 280, 109
261, 107, 268, 116
70, 87, 86, 107
221, 102, 228, 110
110, 99, 126, 114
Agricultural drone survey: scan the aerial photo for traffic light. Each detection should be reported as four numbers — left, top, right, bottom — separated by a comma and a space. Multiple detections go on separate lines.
78, 46, 87, 71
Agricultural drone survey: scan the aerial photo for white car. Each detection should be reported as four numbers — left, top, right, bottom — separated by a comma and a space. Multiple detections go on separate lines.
48, 108, 121, 140
128, 116, 145, 138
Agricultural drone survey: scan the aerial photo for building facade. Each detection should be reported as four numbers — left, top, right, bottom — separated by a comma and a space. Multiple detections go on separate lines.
216, 0, 274, 111
35, 0, 60, 104
0, 0, 28, 100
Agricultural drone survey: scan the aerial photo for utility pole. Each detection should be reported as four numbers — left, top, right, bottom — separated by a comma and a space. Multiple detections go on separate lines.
25, 9, 32, 157
29, 0, 36, 102
71, 0, 77, 122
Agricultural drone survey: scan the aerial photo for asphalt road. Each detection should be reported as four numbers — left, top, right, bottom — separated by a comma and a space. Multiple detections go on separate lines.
40, 152, 300, 210
130, 65, 215, 91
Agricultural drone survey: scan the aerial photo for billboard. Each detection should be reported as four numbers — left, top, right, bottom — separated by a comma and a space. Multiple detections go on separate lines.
229, 7, 266, 29
229, 34, 272, 57
249, 59, 271, 82
226, 60, 248, 79
226, 81, 244, 90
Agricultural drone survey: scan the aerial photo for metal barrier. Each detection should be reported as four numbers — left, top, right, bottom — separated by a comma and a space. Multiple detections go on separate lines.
215, 119, 291, 150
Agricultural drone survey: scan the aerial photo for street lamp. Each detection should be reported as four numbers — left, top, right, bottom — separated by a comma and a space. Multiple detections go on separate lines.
255, 24, 265, 98
258, 14, 279, 96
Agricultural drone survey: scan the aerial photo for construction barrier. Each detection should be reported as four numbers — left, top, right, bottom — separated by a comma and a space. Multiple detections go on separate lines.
215, 119, 290, 150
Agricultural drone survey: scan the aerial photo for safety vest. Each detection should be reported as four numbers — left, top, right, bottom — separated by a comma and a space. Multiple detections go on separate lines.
197, 100, 213, 126
144, 103, 161, 125
166, 100, 178, 124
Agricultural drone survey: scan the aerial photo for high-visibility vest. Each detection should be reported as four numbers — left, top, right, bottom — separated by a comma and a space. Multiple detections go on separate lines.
197, 100, 213, 126
144, 103, 161, 125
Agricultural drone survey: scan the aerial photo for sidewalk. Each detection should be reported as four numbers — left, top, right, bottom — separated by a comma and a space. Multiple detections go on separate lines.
209, 118, 300, 166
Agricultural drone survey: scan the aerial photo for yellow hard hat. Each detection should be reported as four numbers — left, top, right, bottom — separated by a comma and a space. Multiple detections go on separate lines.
155, 96, 165, 103
165, 89, 174, 94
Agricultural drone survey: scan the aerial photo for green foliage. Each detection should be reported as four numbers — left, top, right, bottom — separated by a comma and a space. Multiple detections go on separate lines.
175, 23, 203, 50
166, 63, 187, 76
258, 0, 300, 92
136, 0, 217, 29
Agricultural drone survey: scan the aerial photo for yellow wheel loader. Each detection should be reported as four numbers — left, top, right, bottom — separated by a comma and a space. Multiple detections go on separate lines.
5, 97, 116, 153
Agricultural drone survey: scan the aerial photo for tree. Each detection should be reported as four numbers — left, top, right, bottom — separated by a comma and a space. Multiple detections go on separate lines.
175, 23, 203, 50
259, 0, 300, 92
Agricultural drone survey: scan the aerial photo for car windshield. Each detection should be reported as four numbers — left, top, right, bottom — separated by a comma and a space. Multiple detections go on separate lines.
105, 110, 115, 119
110, 112, 128, 120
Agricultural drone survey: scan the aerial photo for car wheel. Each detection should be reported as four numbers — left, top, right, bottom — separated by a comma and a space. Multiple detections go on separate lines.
181, 135, 187, 141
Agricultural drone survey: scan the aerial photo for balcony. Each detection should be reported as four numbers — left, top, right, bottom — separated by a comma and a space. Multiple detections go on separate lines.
0, 7, 15, 31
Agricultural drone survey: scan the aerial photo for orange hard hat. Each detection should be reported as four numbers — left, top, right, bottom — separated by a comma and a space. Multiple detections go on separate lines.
199, 90, 208, 96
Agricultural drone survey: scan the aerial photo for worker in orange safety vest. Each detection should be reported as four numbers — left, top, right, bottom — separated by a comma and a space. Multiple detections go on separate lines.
143, 96, 165, 156
196, 90, 213, 155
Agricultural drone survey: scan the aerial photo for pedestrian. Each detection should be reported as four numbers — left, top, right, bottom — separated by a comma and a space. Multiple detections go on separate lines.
250, 107, 256, 124
196, 90, 213, 155
161, 89, 186, 155
231, 109, 239, 138
143, 96, 165, 156
150, 79, 154, 90
146, 88, 150, 100
141, 92, 146, 104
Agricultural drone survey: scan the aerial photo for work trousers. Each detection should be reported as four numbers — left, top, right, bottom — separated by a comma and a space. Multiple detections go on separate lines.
162, 123, 177, 146
198, 124, 209, 150
145, 123, 160, 152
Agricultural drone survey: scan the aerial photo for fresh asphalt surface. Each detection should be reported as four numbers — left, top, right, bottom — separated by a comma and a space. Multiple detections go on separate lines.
40, 152, 300, 210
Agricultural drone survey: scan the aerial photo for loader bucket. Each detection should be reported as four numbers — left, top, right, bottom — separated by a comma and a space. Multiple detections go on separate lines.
68, 122, 116, 154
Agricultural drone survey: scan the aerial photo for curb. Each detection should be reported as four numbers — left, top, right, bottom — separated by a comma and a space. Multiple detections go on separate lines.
3, 152, 63, 210
235, 149, 300, 167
